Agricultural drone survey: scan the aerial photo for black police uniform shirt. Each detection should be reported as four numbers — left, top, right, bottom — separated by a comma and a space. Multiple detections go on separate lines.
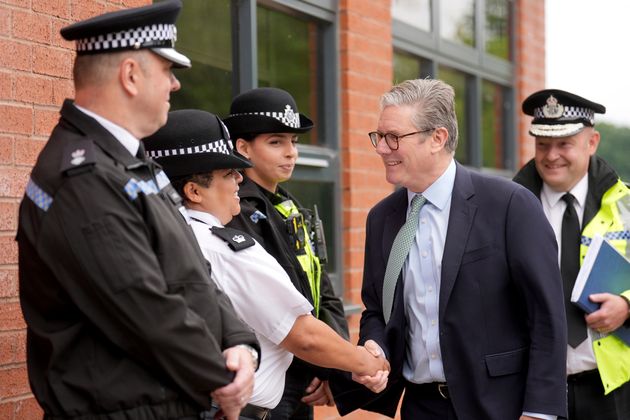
16, 100, 258, 418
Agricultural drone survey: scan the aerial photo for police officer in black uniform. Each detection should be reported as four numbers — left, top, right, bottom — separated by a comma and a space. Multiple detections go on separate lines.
16, 2, 259, 419
224, 88, 351, 419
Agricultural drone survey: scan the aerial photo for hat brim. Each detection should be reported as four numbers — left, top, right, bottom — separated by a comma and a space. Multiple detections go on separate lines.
223, 114, 314, 138
155, 152, 252, 178
529, 122, 586, 138
152, 48, 191, 68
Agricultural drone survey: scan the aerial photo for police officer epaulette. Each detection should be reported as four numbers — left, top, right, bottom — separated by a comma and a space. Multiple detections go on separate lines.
61, 141, 96, 176
210, 227, 255, 251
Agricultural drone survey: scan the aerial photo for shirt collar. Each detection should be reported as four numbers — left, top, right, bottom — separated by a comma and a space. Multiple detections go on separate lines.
541, 173, 588, 209
74, 104, 140, 156
407, 158, 456, 210
186, 208, 223, 227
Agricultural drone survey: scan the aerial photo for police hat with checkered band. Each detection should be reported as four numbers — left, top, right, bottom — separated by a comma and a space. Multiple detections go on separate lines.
143, 109, 252, 179
223, 87, 314, 138
60, 0, 191, 68
522, 89, 606, 138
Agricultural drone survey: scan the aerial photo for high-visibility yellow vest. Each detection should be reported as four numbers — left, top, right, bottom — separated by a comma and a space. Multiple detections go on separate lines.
580, 179, 630, 394
274, 199, 321, 317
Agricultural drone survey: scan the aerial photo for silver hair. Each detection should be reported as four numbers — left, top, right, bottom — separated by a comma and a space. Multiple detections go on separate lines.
380, 78, 459, 153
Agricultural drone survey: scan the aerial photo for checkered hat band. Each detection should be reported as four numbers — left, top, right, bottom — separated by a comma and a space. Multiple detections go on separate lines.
146, 138, 234, 159
230, 110, 301, 129
76, 23, 176, 53
533, 105, 595, 124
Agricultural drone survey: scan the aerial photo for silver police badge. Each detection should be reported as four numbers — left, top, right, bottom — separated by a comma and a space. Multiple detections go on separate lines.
282, 105, 300, 128
70, 149, 86, 165
232, 234, 246, 244
542, 95, 564, 119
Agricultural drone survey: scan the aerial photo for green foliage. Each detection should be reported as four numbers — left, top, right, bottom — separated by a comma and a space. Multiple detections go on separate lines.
595, 122, 630, 182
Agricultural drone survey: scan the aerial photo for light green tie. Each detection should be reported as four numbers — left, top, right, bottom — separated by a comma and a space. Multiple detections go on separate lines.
382, 194, 427, 323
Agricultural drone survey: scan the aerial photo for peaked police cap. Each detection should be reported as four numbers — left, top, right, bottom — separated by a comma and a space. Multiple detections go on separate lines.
60, 0, 191, 68
522, 89, 606, 138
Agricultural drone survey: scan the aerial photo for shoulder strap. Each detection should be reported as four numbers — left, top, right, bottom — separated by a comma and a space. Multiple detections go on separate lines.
210, 226, 256, 251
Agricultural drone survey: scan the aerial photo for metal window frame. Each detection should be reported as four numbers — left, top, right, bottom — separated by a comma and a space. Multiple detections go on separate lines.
230, 0, 344, 294
392, 0, 517, 173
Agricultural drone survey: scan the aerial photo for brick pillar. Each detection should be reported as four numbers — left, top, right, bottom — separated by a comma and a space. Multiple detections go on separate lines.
314, 0, 396, 419
0, 1, 148, 418
514, 0, 546, 167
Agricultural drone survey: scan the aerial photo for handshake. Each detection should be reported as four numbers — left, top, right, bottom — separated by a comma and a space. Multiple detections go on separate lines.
351, 340, 390, 393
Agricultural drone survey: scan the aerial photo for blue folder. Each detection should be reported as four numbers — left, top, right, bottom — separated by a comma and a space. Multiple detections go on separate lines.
571, 235, 630, 346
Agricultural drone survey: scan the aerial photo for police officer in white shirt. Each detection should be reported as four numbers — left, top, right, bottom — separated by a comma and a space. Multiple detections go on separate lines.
143, 109, 390, 420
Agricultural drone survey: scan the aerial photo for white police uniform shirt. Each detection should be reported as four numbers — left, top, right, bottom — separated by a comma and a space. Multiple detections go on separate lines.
541, 173, 598, 375
186, 209, 313, 409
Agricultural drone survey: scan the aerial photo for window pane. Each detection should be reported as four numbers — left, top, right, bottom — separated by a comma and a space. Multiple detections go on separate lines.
485, 0, 511, 60
440, 0, 475, 47
257, 6, 319, 145
481, 80, 505, 169
393, 51, 423, 84
392, 0, 431, 32
281, 180, 337, 274
437, 67, 469, 165
169, 0, 232, 116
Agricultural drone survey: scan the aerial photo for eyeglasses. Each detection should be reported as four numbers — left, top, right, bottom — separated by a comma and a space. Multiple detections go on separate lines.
368, 129, 435, 150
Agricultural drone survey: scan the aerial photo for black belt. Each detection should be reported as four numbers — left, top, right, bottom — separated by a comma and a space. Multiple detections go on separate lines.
201, 403, 270, 420
239, 404, 270, 420
567, 368, 599, 383
405, 380, 450, 400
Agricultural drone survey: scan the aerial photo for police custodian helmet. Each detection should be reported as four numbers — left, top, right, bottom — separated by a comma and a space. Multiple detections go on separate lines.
60, 0, 191, 68
522, 89, 606, 138
223, 87, 314, 139
142, 109, 252, 179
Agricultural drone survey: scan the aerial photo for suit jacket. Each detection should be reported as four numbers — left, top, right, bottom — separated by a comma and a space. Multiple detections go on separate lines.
333, 163, 568, 419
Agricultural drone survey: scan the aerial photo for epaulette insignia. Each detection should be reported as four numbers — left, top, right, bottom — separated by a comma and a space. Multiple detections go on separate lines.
210, 226, 255, 251
61, 141, 96, 176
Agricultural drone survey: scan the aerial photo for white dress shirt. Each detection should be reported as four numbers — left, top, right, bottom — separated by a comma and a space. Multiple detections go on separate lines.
187, 209, 313, 409
540, 174, 598, 375
74, 104, 140, 156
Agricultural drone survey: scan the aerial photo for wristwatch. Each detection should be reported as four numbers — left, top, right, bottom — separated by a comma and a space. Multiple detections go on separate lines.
236, 344, 259, 370
621, 294, 630, 316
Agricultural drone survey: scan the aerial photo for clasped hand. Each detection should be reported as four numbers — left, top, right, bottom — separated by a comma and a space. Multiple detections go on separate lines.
351, 339, 390, 393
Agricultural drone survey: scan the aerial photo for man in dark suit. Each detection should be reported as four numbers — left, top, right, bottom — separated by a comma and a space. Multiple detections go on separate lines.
334, 79, 568, 419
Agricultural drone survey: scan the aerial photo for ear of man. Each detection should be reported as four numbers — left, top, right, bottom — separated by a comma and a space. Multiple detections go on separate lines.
119, 54, 145, 97
430, 127, 449, 154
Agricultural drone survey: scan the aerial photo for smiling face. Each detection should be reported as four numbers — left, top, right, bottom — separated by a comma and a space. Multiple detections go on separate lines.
374, 105, 443, 192
534, 127, 599, 192
235, 133, 298, 192
135, 51, 181, 137
185, 169, 243, 225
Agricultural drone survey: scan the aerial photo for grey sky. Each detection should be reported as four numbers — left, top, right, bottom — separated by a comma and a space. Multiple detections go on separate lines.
546, 0, 630, 127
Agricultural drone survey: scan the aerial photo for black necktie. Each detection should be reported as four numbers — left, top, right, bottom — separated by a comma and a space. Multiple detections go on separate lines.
136, 142, 146, 160
561, 193, 586, 347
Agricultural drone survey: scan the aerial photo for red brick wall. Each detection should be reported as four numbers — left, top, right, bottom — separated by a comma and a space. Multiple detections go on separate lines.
0, 1, 148, 418
515, 0, 546, 166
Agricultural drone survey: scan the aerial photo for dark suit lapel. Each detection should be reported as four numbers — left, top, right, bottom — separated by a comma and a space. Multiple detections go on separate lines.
439, 164, 477, 320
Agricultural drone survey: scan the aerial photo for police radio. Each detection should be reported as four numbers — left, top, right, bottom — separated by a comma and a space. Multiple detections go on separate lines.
312, 205, 328, 265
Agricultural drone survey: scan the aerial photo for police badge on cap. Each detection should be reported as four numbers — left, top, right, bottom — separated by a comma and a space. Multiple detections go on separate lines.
522, 89, 606, 138
60, 0, 191, 68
